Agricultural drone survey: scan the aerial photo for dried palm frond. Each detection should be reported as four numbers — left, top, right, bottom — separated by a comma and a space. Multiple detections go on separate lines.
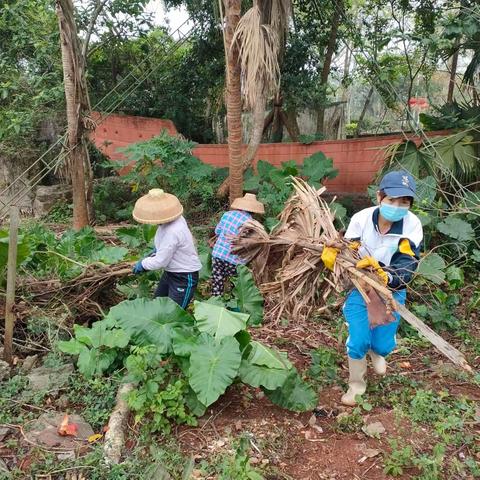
234, 178, 360, 323
232, 177, 472, 372
232, 4, 280, 109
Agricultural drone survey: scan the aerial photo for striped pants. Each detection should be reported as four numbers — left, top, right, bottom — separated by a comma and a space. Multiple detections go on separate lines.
154, 271, 199, 309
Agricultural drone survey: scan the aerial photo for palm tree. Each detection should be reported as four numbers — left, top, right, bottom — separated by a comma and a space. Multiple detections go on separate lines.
221, 0, 291, 202
56, 0, 92, 229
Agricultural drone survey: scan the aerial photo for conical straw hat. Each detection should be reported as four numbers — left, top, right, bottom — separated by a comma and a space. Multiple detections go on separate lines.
132, 188, 183, 224
231, 193, 265, 214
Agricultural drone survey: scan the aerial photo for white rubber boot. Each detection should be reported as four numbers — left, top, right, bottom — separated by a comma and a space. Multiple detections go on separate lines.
341, 357, 367, 406
368, 350, 387, 375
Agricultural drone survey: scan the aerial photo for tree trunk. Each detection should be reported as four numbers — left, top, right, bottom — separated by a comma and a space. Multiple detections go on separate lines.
223, 0, 243, 204
316, 0, 343, 135
56, 0, 91, 229
447, 46, 460, 104
282, 108, 300, 142
217, 93, 265, 197
354, 86, 374, 137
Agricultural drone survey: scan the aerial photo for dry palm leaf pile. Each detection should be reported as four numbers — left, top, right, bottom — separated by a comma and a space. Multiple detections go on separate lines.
233, 177, 472, 372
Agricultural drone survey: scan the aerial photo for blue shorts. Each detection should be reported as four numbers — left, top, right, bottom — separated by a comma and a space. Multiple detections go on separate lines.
343, 288, 407, 359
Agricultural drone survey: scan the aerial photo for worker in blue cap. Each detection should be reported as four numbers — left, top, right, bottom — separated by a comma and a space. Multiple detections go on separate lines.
321, 170, 423, 405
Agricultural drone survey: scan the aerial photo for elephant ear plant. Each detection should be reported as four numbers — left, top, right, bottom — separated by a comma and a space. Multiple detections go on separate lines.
59, 296, 317, 433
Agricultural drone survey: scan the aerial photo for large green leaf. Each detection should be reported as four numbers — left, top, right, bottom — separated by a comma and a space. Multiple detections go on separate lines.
105, 298, 194, 352
232, 266, 264, 325
302, 152, 338, 184
416, 176, 437, 205
91, 246, 129, 264
416, 253, 446, 285
72, 320, 130, 349
77, 346, 117, 378
248, 341, 292, 370
188, 334, 241, 406
194, 301, 248, 340
238, 359, 290, 390
0, 231, 31, 281
264, 371, 317, 412
437, 216, 474, 242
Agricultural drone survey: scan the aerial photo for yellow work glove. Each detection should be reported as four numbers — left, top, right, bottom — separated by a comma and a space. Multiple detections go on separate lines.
348, 241, 361, 251
356, 256, 389, 285
321, 246, 339, 271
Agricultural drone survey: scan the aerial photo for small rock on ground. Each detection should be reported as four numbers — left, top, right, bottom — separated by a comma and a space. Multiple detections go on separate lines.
0, 360, 10, 382
26, 364, 73, 393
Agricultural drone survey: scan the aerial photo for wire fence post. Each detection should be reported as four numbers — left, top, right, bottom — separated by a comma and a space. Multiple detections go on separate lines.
4, 206, 19, 365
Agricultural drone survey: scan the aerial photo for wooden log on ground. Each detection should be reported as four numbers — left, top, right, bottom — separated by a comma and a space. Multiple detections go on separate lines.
104, 382, 134, 465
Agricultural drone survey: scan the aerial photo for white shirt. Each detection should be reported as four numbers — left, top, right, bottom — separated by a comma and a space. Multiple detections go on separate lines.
345, 206, 423, 267
141, 216, 202, 273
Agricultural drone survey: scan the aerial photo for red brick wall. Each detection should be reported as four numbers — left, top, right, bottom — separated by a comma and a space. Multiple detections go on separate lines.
91, 112, 447, 194
91, 111, 177, 163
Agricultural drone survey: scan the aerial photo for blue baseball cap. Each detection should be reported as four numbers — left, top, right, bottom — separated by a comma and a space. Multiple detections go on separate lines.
379, 171, 416, 198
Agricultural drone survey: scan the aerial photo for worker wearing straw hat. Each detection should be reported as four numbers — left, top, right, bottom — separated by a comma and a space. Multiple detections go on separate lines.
322, 171, 423, 406
131, 189, 201, 309
211, 193, 265, 296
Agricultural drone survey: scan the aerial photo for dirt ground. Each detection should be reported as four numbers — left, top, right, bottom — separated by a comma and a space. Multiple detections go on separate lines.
173, 321, 480, 479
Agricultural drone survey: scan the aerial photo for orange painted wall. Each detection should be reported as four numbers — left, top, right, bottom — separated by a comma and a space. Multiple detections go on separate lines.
91, 112, 447, 194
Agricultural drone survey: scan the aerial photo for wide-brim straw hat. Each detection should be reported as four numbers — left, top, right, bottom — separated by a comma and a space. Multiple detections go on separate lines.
132, 188, 183, 224
231, 193, 265, 214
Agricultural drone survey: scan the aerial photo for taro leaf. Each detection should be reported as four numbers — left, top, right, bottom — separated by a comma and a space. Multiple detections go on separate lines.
232, 266, 264, 325
77, 346, 117, 378
437, 216, 474, 242
185, 388, 207, 417
197, 246, 212, 282
302, 152, 338, 183
416, 253, 446, 285
116, 227, 143, 248
0, 231, 31, 272
91, 246, 128, 264
188, 333, 241, 407
105, 298, 194, 352
264, 371, 317, 412
72, 321, 130, 349
248, 341, 292, 370
238, 359, 290, 390
58, 339, 83, 355
194, 301, 248, 340
142, 224, 157, 243
235, 330, 252, 354
171, 328, 198, 357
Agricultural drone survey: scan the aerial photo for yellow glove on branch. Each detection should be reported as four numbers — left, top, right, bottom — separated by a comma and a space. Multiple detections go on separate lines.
348, 241, 361, 251
321, 246, 339, 271
356, 256, 389, 285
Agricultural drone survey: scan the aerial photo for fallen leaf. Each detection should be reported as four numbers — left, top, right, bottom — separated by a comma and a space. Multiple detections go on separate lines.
88, 433, 103, 443
308, 414, 317, 427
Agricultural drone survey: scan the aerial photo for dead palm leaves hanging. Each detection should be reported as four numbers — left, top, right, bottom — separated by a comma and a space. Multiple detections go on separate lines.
232, 2, 283, 109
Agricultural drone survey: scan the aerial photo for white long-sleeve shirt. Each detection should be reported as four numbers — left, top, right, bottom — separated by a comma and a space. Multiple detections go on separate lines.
141, 216, 202, 273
